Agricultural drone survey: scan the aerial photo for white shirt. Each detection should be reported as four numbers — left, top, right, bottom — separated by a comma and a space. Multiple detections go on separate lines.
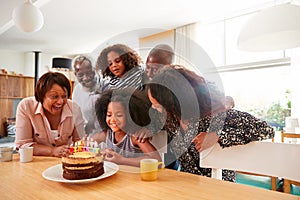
72, 83, 102, 135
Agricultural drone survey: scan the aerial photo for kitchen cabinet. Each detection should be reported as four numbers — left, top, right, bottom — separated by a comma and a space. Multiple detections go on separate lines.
0, 74, 34, 137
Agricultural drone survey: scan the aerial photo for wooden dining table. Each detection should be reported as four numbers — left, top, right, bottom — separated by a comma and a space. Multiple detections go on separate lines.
0, 154, 299, 200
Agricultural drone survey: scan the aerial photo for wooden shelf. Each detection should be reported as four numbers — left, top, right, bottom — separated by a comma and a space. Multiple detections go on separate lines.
0, 97, 29, 99
7, 97, 24, 99
0, 73, 33, 78
0, 74, 34, 137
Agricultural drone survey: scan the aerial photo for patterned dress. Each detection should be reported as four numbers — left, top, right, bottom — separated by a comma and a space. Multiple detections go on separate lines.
165, 109, 275, 182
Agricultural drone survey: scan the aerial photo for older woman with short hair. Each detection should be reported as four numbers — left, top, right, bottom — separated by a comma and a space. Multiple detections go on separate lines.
15, 72, 85, 157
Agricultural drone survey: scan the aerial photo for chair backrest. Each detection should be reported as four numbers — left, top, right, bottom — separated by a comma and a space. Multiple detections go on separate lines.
280, 130, 300, 195
281, 130, 300, 143
199, 141, 300, 182
150, 130, 167, 161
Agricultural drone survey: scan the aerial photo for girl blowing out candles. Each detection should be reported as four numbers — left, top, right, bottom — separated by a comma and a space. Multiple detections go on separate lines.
92, 88, 161, 167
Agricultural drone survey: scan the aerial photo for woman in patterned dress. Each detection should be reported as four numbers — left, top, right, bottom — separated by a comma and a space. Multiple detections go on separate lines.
147, 65, 275, 181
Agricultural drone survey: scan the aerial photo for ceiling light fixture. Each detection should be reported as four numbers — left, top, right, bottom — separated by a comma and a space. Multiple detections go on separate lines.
12, 0, 44, 33
238, 3, 300, 52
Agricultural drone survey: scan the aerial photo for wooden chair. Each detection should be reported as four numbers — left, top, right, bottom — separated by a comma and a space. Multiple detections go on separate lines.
281, 130, 300, 195
207, 135, 278, 191
220, 131, 300, 192
281, 130, 300, 143
235, 136, 279, 191
235, 171, 278, 191
283, 180, 300, 195
199, 141, 300, 193
200, 144, 279, 191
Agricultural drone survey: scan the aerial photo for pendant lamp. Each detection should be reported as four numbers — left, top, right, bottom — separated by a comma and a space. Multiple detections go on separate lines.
12, 0, 44, 33
238, 3, 300, 52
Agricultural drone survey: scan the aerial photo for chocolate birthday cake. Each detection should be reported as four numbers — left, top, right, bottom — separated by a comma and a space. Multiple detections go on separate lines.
62, 152, 104, 180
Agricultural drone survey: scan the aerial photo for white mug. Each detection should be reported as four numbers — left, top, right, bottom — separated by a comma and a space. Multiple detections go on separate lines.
19, 146, 33, 163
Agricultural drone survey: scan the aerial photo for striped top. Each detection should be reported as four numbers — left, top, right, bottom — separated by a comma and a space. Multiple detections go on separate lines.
106, 129, 144, 158
106, 66, 144, 91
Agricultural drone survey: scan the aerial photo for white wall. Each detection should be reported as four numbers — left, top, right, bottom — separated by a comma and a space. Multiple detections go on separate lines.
1, 50, 68, 78
139, 30, 174, 63
91, 31, 141, 63
0, 50, 25, 75
195, 21, 225, 67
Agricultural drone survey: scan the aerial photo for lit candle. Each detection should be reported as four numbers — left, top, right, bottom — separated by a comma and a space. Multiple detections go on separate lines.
69, 147, 74, 154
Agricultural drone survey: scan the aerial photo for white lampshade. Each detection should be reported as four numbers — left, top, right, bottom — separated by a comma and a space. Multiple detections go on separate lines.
12, 0, 44, 33
238, 3, 300, 52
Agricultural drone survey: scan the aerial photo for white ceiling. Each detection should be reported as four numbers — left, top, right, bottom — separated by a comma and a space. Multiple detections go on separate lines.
0, 0, 276, 56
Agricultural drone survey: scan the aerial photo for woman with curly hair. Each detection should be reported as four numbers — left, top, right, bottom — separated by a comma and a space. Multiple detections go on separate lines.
96, 44, 144, 91
147, 65, 275, 181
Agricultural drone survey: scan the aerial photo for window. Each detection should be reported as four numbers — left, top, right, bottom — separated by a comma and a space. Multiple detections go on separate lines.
193, 10, 294, 129
219, 64, 291, 129
220, 64, 291, 109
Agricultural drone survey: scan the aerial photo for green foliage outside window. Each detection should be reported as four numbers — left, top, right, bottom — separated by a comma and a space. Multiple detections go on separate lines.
249, 90, 291, 131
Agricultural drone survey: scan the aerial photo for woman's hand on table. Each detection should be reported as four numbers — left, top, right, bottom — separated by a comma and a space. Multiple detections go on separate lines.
52, 145, 70, 157
192, 132, 219, 152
